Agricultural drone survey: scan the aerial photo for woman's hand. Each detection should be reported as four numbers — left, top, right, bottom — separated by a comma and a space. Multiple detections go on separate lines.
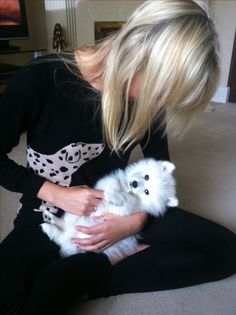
71, 211, 149, 262
37, 181, 103, 216
57, 185, 104, 215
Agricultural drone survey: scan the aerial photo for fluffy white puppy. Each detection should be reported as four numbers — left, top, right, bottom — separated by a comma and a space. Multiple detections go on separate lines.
41, 158, 178, 261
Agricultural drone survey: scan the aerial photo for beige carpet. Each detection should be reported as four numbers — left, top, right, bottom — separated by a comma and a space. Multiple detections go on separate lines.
169, 102, 236, 233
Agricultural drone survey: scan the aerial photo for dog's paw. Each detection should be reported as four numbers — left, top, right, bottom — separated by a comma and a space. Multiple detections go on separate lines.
105, 191, 127, 206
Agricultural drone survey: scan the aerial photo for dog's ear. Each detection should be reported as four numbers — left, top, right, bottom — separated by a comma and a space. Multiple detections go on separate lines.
162, 161, 175, 173
167, 196, 179, 207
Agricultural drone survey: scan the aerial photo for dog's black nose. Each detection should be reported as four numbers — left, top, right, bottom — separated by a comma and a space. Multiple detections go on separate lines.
131, 180, 138, 188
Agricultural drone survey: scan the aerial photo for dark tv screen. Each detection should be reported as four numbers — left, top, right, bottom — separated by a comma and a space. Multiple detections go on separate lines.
0, 0, 28, 42
0, 0, 22, 25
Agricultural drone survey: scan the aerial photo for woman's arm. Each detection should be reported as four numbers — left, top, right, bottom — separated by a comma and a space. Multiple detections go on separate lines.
0, 63, 48, 198
0, 61, 104, 216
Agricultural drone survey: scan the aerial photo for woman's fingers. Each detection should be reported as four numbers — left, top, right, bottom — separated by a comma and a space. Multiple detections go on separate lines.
91, 197, 103, 209
90, 189, 104, 200
72, 214, 131, 253
79, 240, 112, 252
75, 222, 106, 235
71, 234, 112, 251
72, 234, 104, 246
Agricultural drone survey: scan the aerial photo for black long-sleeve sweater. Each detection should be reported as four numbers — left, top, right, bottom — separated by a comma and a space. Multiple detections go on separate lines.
0, 54, 169, 227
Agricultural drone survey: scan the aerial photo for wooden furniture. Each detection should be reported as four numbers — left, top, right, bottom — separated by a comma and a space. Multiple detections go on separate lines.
0, 47, 47, 80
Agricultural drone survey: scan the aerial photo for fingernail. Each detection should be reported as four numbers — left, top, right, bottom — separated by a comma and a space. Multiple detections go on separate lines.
75, 226, 83, 231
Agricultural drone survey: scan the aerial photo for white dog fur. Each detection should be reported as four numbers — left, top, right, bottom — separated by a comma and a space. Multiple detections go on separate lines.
41, 158, 178, 261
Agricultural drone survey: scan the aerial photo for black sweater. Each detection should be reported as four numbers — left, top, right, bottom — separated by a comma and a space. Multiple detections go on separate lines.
0, 54, 169, 227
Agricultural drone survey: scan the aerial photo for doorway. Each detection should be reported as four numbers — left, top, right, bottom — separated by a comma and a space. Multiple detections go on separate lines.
228, 28, 236, 103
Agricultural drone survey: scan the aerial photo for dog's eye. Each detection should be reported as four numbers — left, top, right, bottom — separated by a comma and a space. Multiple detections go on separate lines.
144, 189, 149, 195
144, 175, 149, 181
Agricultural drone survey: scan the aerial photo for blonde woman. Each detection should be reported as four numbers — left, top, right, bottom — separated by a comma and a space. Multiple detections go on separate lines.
1, 1, 236, 314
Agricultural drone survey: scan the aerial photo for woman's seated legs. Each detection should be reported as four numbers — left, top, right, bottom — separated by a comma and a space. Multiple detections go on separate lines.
0, 225, 60, 315
108, 208, 236, 295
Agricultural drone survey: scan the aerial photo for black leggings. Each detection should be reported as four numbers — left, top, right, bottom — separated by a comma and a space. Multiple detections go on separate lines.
1, 208, 236, 315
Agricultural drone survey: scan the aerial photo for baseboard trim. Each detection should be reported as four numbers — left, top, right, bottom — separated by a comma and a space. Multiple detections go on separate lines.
211, 86, 230, 103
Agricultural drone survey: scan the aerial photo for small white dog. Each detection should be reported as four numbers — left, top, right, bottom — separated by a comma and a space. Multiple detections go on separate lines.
41, 158, 178, 261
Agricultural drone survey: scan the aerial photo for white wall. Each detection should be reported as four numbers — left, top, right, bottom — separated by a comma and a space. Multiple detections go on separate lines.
74, 0, 143, 47
44, 0, 144, 52
210, 0, 236, 103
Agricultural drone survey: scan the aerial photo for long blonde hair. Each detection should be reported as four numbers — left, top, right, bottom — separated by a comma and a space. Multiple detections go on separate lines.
79, 0, 220, 153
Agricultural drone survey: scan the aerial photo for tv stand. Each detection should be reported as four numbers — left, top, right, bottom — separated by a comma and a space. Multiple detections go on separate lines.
0, 40, 20, 52
0, 63, 21, 80
0, 47, 47, 96
0, 47, 47, 81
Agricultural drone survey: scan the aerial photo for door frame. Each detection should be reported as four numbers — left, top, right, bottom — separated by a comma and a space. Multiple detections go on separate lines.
228, 28, 236, 103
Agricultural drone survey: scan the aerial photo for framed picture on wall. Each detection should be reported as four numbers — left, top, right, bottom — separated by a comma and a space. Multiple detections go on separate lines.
94, 21, 124, 41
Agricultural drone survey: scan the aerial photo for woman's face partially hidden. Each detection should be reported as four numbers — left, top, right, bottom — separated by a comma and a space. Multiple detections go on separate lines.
128, 74, 141, 100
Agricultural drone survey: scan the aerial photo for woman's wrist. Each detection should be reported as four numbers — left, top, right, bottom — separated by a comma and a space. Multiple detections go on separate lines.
127, 211, 148, 235
36, 180, 66, 206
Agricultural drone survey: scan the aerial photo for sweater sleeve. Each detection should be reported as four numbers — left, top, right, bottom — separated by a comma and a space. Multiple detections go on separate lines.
0, 63, 48, 199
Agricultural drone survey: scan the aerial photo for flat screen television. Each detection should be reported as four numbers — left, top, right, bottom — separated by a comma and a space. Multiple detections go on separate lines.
0, 0, 29, 51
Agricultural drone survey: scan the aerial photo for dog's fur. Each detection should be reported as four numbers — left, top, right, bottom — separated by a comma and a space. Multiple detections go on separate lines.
41, 158, 178, 260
